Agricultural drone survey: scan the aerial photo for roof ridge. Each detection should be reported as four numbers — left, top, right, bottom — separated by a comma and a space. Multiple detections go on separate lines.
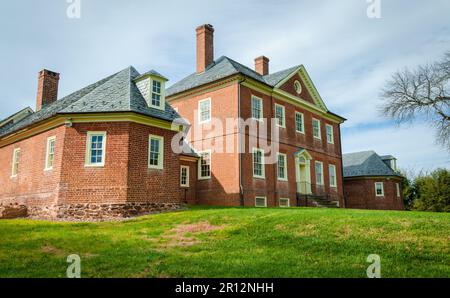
222, 56, 264, 78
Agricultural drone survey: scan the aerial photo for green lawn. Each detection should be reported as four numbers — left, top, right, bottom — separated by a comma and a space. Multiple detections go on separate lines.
0, 206, 448, 278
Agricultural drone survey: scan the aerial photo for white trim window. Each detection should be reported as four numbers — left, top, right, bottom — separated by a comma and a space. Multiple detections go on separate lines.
396, 183, 401, 198
295, 111, 305, 134
198, 98, 211, 124
279, 198, 290, 207
326, 124, 334, 144
375, 182, 384, 197
180, 165, 189, 187
45, 136, 56, 170
251, 95, 263, 121
312, 118, 321, 139
329, 164, 337, 187
11, 148, 20, 177
255, 196, 267, 207
198, 150, 211, 179
148, 135, 164, 169
274, 104, 286, 128
277, 153, 288, 181
315, 161, 324, 185
85, 132, 107, 167
253, 148, 265, 178
151, 79, 164, 109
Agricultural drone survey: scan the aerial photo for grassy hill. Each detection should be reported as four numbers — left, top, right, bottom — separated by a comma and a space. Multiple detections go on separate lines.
0, 206, 448, 278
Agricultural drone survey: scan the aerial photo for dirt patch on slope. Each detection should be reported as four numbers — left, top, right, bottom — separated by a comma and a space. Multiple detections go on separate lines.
156, 221, 226, 249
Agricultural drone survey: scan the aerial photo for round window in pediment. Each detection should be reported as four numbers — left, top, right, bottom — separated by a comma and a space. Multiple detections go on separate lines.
294, 80, 302, 95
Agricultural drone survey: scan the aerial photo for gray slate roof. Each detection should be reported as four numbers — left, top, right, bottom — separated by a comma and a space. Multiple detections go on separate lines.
343, 150, 401, 178
166, 56, 300, 97
0, 66, 184, 138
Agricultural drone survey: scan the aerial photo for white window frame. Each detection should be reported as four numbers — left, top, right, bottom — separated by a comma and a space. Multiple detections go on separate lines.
198, 98, 211, 124
329, 164, 337, 188
11, 148, 20, 178
396, 183, 400, 198
274, 103, 286, 128
148, 134, 164, 170
149, 78, 165, 110
251, 95, 263, 121
198, 149, 212, 180
279, 198, 290, 207
253, 147, 265, 179
315, 161, 324, 185
277, 153, 288, 181
85, 131, 107, 167
312, 118, 321, 140
295, 111, 305, 134
375, 182, 384, 197
255, 196, 267, 207
325, 124, 334, 144
180, 165, 189, 187
44, 136, 56, 171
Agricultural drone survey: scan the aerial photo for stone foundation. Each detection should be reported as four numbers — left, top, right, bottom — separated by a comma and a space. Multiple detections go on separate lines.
27, 202, 185, 221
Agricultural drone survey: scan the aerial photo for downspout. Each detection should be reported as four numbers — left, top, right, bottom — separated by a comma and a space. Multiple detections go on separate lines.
238, 78, 246, 206
338, 123, 346, 208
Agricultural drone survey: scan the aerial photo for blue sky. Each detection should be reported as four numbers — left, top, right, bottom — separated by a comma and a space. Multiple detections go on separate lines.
0, 0, 449, 173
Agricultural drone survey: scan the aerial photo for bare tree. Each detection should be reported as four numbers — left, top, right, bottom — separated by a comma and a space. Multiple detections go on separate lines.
380, 51, 450, 151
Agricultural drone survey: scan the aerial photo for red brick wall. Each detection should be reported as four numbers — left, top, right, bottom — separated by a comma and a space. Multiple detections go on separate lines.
170, 83, 241, 206
344, 177, 404, 210
0, 125, 66, 209
127, 122, 181, 203
59, 122, 130, 204
0, 121, 184, 209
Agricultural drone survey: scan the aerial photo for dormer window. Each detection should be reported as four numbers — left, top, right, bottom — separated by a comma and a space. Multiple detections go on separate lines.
151, 80, 162, 107
134, 71, 167, 111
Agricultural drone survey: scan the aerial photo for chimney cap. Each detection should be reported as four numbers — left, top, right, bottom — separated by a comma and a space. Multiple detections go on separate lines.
38, 69, 60, 78
255, 56, 270, 62
196, 24, 214, 32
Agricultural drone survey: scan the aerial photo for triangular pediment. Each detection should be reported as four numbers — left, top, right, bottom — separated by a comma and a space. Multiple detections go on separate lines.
273, 65, 328, 111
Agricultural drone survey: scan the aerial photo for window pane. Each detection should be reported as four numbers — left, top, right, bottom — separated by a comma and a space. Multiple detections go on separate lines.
278, 155, 286, 179
315, 162, 323, 185
253, 150, 263, 177
252, 97, 262, 119
149, 138, 161, 166
200, 100, 211, 122
275, 105, 284, 126
200, 152, 211, 177
313, 120, 320, 138
296, 113, 303, 132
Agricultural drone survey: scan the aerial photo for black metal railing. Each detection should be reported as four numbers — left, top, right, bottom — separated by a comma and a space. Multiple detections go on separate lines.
296, 182, 341, 207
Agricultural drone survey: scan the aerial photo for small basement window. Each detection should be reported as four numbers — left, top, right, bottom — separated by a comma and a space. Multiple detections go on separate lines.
279, 198, 290, 207
255, 197, 267, 207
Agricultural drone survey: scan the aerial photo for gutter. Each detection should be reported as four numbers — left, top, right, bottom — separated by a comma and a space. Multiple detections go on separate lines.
238, 77, 246, 206
338, 124, 347, 208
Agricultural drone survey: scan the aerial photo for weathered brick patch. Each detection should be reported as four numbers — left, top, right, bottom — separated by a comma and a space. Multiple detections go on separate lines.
0, 204, 28, 219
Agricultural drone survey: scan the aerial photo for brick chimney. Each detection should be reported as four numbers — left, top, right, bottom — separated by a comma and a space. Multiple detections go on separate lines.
196, 24, 214, 73
36, 69, 60, 111
254, 56, 270, 76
